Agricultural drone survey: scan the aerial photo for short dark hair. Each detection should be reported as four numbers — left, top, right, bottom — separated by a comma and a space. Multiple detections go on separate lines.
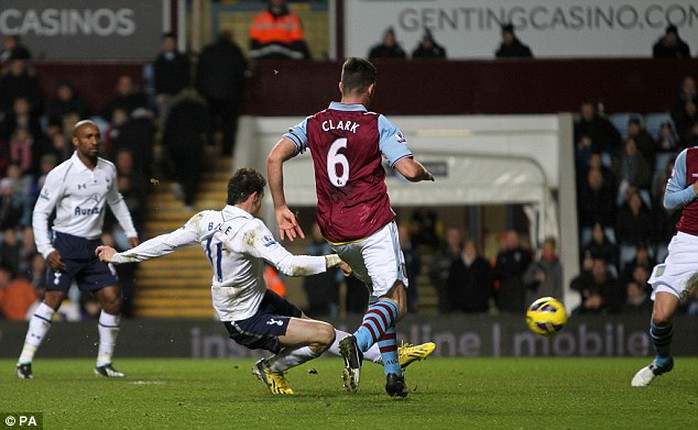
341, 58, 377, 96
227, 168, 266, 205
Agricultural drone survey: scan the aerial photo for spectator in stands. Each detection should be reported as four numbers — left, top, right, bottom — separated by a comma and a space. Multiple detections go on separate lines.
574, 101, 622, 157
428, 227, 463, 312
523, 237, 563, 305
626, 117, 656, 168
0, 35, 31, 65
574, 135, 594, 172
495, 24, 533, 58
493, 230, 532, 313
249, 0, 310, 60
447, 238, 493, 313
621, 280, 652, 315
614, 137, 652, 205
620, 245, 654, 286
0, 227, 22, 275
2, 96, 42, 141
580, 152, 617, 196
109, 149, 147, 237
103, 108, 128, 157
263, 264, 286, 297
0, 165, 27, 231
0, 263, 37, 321
672, 95, 697, 147
582, 222, 619, 271
616, 191, 654, 269
571, 257, 622, 314
655, 121, 678, 153
651, 159, 681, 262
8, 128, 36, 176
47, 130, 71, 163
303, 223, 340, 317
411, 206, 440, 248
196, 30, 246, 156
652, 25, 691, 58
411, 29, 446, 59
670, 76, 696, 138
0, 53, 42, 115
34, 153, 58, 196
368, 27, 407, 59
47, 81, 90, 131
687, 120, 698, 148
100, 75, 150, 121
399, 225, 421, 313
163, 88, 208, 212
153, 32, 191, 119
578, 168, 617, 241
109, 108, 156, 177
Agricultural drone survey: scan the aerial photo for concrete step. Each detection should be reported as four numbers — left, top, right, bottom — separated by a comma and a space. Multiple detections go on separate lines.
136, 297, 211, 307
134, 278, 211, 288
138, 288, 211, 298
134, 307, 215, 318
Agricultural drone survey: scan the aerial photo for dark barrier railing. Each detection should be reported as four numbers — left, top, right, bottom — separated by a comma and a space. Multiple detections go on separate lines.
33, 58, 698, 118
1, 314, 696, 358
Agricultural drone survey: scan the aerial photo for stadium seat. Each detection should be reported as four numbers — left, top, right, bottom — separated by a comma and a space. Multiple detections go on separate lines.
654, 152, 675, 172
644, 112, 674, 141
608, 112, 642, 140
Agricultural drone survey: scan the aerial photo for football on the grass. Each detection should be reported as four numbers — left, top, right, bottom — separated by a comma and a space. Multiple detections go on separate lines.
526, 297, 567, 337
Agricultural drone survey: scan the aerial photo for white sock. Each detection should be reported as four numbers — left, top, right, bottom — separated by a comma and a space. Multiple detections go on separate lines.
267, 346, 318, 373
97, 311, 121, 367
327, 329, 382, 364
18, 303, 55, 364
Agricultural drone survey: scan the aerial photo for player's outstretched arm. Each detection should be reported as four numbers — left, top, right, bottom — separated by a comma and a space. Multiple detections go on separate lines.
268, 137, 305, 241
394, 157, 435, 182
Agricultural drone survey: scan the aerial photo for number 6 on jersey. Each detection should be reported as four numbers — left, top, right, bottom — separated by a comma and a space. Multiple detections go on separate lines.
327, 137, 349, 187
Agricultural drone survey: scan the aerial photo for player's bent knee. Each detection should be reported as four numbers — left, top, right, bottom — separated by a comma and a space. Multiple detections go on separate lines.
316, 322, 336, 347
652, 310, 672, 326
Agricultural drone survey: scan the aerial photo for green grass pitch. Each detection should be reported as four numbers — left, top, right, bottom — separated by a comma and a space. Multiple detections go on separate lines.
2, 357, 696, 429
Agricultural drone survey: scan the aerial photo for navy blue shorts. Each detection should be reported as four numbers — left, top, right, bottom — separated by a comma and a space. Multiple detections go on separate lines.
223, 290, 303, 354
45, 232, 119, 292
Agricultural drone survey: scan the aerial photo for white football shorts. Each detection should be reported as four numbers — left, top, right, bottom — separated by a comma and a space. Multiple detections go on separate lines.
648, 232, 698, 300
331, 221, 408, 297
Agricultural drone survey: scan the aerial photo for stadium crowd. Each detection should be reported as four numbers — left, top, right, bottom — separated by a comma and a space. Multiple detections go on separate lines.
1, 0, 698, 322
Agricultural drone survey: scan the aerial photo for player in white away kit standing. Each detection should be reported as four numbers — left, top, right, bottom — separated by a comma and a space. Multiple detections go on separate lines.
17, 120, 139, 379
631, 147, 698, 386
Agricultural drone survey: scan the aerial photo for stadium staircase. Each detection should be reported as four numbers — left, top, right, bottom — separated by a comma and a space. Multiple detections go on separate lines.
132, 156, 233, 318
132, 153, 442, 317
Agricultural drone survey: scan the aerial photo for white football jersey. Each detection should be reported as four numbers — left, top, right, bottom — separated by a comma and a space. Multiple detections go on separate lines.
110, 205, 327, 321
33, 151, 138, 258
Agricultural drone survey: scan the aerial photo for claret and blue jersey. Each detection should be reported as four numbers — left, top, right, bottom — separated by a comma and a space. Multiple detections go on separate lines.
284, 102, 413, 243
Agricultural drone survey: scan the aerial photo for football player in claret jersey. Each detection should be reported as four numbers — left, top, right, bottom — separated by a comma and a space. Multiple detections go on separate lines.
631, 147, 698, 386
17, 120, 139, 379
268, 57, 434, 397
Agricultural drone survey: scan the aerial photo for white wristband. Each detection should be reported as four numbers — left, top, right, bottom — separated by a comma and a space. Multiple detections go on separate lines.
325, 254, 342, 268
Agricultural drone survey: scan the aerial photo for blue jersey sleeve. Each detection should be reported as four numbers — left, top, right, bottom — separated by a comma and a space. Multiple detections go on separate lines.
664, 149, 697, 209
283, 116, 310, 154
378, 115, 412, 166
